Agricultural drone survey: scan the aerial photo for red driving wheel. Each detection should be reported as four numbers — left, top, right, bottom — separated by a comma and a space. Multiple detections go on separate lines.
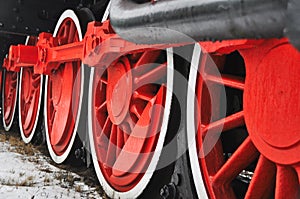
2, 70, 19, 131
18, 36, 44, 143
44, 10, 84, 163
188, 42, 300, 199
89, 49, 174, 198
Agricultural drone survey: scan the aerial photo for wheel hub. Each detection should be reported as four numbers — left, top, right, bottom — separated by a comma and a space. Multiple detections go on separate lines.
107, 58, 132, 125
244, 43, 300, 165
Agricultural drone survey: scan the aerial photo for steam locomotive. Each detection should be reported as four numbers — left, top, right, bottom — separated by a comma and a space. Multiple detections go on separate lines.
0, 0, 299, 198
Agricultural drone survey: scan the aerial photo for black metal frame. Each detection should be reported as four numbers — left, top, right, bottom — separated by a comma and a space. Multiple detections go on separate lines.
110, 0, 288, 44
0, 0, 101, 36
0, 0, 107, 66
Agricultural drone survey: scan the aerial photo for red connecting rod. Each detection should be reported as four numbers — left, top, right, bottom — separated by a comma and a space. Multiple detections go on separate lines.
3, 20, 177, 75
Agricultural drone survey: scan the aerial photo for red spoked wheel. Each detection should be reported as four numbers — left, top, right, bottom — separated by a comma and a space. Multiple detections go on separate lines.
2, 69, 19, 131
187, 43, 300, 199
18, 36, 44, 143
44, 10, 84, 163
89, 48, 174, 198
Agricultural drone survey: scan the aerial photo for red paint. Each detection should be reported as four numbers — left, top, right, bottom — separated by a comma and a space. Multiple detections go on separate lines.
91, 50, 167, 191
200, 39, 263, 54
195, 51, 247, 199
46, 17, 81, 156
19, 36, 41, 138
3, 20, 182, 75
106, 57, 133, 125
241, 40, 300, 165
195, 38, 300, 198
2, 71, 18, 127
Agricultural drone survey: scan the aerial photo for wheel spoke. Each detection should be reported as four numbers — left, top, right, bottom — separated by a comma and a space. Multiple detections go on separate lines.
4, 106, 12, 120
104, 124, 117, 168
100, 76, 108, 84
31, 73, 41, 88
133, 90, 154, 102
245, 155, 276, 199
133, 50, 161, 69
212, 184, 236, 199
22, 101, 30, 117
50, 109, 56, 129
24, 97, 36, 129
50, 109, 68, 145
112, 94, 157, 176
205, 74, 244, 90
204, 140, 225, 176
67, 20, 76, 43
212, 137, 259, 185
99, 117, 112, 140
130, 104, 142, 119
203, 111, 245, 136
116, 127, 124, 157
96, 101, 107, 112
58, 27, 68, 44
275, 165, 300, 199
133, 62, 167, 89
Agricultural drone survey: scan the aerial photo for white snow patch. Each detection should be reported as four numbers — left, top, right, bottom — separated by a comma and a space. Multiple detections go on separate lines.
0, 141, 102, 199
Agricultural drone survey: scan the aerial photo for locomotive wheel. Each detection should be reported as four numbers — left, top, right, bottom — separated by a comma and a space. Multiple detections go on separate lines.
88, 27, 175, 197
44, 10, 85, 163
186, 43, 300, 198
18, 37, 44, 144
2, 69, 19, 131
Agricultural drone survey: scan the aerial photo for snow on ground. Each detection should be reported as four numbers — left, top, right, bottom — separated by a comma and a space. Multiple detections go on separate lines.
0, 134, 103, 199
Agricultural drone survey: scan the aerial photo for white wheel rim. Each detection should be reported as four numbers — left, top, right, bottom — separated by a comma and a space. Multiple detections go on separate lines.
187, 43, 209, 199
